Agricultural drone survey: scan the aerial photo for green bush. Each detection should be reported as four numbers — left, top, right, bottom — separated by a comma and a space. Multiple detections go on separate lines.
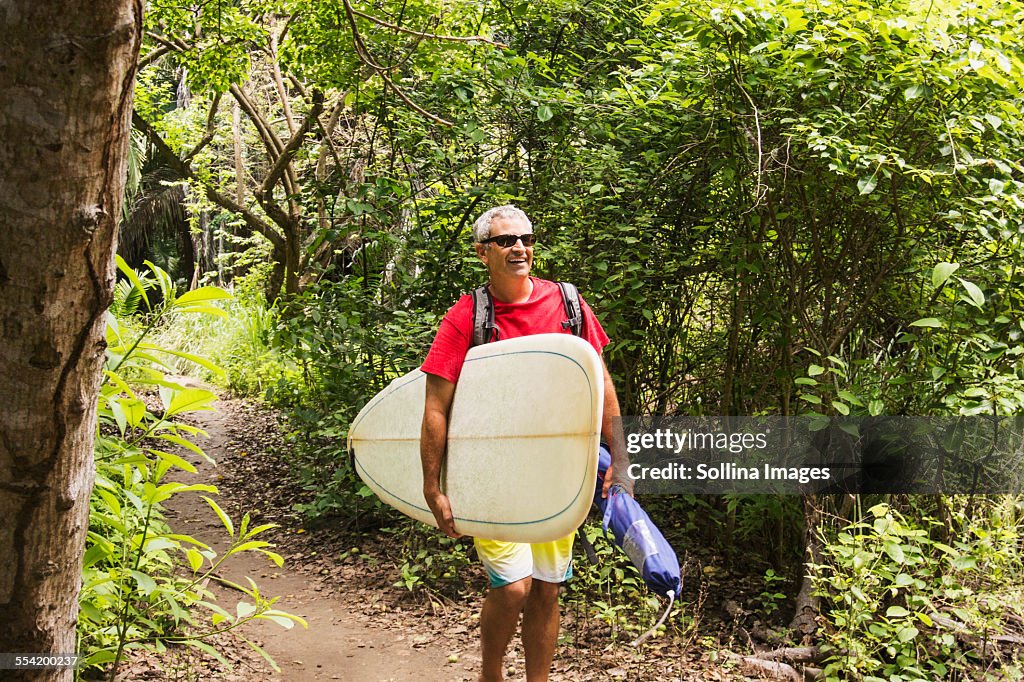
79, 259, 303, 678
813, 501, 1024, 681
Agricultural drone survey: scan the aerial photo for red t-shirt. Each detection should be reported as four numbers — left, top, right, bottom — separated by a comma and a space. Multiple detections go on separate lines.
421, 277, 610, 384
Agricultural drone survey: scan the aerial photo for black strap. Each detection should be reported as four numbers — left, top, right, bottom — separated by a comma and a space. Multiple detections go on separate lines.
471, 285, 498, 347
557, 281, 584, 338
471, 281, 584, 348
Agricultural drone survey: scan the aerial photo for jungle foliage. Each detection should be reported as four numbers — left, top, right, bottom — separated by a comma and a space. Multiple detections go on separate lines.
109, 0, 1024, 678
81, 261, 303, 679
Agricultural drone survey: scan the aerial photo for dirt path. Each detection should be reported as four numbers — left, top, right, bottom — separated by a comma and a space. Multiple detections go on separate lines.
161, 388, 476, 681
142, 382, 738, 681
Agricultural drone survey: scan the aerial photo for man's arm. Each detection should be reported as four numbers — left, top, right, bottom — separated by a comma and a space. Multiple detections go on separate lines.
421, 372, 460, 537
600, 357, 634, 497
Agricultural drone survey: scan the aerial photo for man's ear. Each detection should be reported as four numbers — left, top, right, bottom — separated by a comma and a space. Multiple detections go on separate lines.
475, 242, 488, 263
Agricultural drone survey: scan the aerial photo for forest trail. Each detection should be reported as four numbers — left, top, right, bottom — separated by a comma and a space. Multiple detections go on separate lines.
158, 383, 477, 681
138, 381, 721, 682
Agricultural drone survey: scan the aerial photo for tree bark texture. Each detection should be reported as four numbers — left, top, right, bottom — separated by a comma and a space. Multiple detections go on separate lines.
0, 2, 141, 679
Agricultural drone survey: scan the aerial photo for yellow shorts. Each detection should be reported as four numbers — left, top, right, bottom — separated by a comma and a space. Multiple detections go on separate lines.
474, 533, 575, 588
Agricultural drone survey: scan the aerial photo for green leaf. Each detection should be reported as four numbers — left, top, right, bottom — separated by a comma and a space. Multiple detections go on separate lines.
236, 601, 257, 618
808, 364, 825, 376
884, 541, 906, 564
837, 390, 863, 406
174, 304, 230, 319
258, 609, 308, 629
886, 605, 910, 618
116, 255, 151, 311
186, 548, 205, 572
931, 262, 959, 289
149, 449, 197, 474
165, 533, 211, 550
185, 639, 232, 668
131, 569, 158, 596
838, 422, 859, 437
909, 318, 944, 328
103, 370, 137, 398
244, 639, 281, 673
122, 398, 147, 428
83, 542, 113, 568
155, 433, 215, 464
229, 540, 273, 555
799, 394, 822, 405
957, 278, 985, 308
108, 397, 127, 435
894, 573, 915, 587
138, 344, 226, 376
857, 175, 877, 195
897, 626, 920, 643
144, 537, 179, 553
832, 401, 850, 416
260, 550, 285, 568
165, 388, 217, 417
537, 104, 554, 122
904, 84, 926, 101
174, 286, 232, 306
202, 496, 234, 538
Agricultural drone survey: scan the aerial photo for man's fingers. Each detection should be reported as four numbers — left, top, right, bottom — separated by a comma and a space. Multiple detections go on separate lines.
428, 493, 460, 538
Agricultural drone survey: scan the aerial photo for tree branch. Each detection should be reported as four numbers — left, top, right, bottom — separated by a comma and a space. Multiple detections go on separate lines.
229, 84, 285, 159
339, 0, 454, 127
138, 44, 171, 70
133, 112, 286, 252
269, 30, 297, 136
347, 6, 508, 48
182, 92, 222, 164
259, 96, 324, 202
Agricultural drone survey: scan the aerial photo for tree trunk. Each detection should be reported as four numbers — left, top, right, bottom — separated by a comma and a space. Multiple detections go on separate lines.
0, 3, 141, 680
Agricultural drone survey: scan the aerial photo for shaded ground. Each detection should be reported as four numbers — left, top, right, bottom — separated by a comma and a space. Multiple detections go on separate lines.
133, 386, 780, 681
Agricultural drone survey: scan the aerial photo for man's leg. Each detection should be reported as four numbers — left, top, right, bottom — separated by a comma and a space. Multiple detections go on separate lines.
475, 538, 534, 681
480, 577, 530, 682
522, 532, 574, 681
522, 578, 560, 681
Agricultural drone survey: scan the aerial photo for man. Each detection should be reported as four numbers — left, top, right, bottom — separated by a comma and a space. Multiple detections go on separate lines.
419, 205, 633, 682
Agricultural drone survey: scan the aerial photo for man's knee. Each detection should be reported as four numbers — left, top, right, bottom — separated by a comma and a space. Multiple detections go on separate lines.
490, 576, 531, 610
528, 579, 561, 606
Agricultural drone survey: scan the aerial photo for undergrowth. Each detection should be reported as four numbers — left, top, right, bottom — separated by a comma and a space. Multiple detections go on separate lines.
79, 259, 303, 680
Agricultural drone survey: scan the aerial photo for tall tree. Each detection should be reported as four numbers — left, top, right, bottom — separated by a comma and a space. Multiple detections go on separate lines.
0, 2, 142, 679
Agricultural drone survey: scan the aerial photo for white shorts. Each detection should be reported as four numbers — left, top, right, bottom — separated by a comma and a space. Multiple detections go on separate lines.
474, 533, 575, 588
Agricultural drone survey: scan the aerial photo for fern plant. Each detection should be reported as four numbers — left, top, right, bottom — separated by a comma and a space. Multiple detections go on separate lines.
79, 257, 305, 680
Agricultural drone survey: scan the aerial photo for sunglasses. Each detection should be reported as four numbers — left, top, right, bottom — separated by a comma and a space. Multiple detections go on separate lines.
479, 233, 538, 248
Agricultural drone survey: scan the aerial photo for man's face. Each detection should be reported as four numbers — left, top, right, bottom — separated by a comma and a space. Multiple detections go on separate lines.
477, 216, 533, 280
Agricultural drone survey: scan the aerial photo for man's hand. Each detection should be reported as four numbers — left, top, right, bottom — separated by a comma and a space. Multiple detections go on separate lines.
425, 489, 459, 538
602, 464, 635, 498
598, 358, 634, 498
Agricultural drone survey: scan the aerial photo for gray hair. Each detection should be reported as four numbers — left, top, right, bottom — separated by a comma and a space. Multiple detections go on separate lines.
472, 205, 533, 243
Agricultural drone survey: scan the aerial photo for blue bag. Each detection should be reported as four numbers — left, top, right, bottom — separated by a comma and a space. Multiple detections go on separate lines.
593, 445, 681, 645
594, 445, 682, 599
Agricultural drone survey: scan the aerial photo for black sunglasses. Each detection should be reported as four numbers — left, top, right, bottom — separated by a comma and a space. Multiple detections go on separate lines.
479, 233, 538, 248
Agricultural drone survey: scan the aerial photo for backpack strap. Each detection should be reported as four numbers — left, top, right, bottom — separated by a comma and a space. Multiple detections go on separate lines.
471, 285, 499, 347
473, 281, 584, 347
557, 281, 585, 338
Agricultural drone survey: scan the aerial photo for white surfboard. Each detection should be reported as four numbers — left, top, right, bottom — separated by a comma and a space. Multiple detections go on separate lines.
347, 334, 604, 543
